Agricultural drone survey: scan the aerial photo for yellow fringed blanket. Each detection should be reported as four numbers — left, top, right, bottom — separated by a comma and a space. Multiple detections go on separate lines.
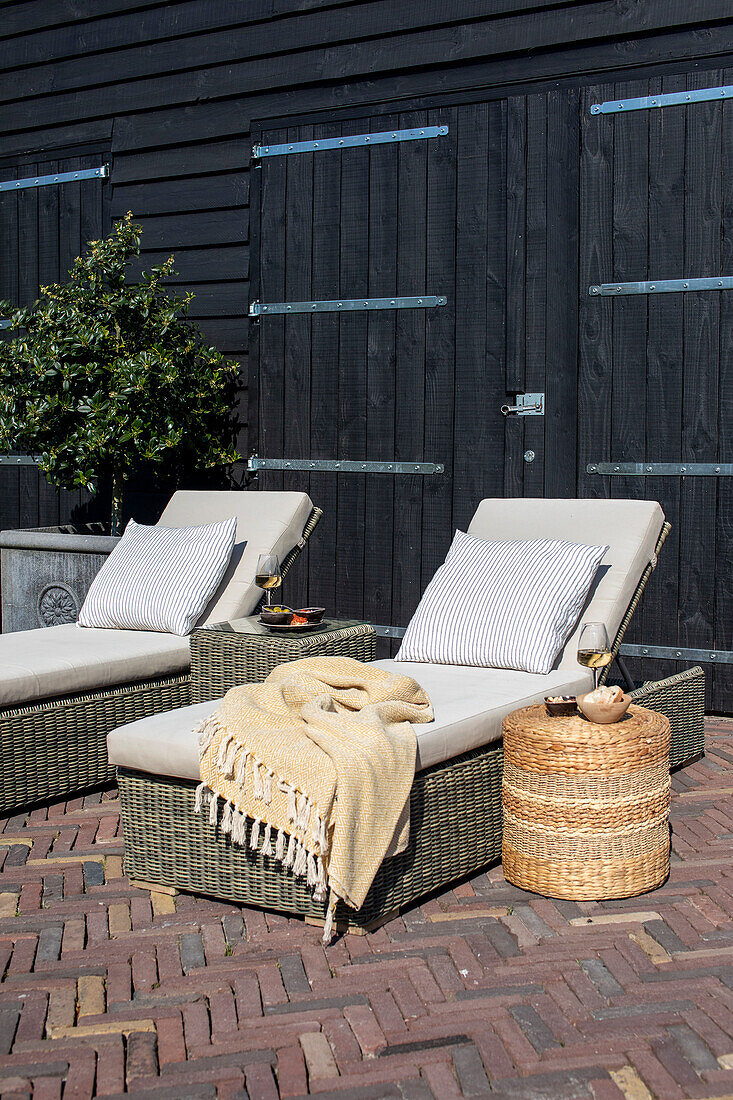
194, 656, 433, 938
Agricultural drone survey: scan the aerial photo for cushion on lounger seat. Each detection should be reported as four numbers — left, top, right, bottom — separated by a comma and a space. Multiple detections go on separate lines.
374, 661, 592, 769
157, 490, 315, 626
0, 492, 315, 711
106, 663, 593, 780
466, 498, 664, 670
0, 623, 190, 708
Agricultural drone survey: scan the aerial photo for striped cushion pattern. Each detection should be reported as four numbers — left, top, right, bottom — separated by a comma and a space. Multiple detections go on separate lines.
78, 517, 237, 635
396, 529, 609, 674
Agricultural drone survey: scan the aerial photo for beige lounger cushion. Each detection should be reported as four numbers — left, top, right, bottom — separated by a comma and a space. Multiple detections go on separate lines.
467, 498, 664, 670
375, 660, 592, 768
106, 662, 593, 780
158, 490, 314, 626
0, 623, 190, 708
0, 491, 315, 709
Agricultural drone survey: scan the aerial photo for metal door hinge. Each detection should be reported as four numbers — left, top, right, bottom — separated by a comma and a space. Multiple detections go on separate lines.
249, 296, 446, 317
591, 85, 733, 115
372, 624, 407, 639
620, 643, 733, 665
588, 462, 733, 477
247, 455, 444, 475
0, 165, 108, 193
252, 126, 448, 160
589, 276, 733, 296
501, 393, 544, 417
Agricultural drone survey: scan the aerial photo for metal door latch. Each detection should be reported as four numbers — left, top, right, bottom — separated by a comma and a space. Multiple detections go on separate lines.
501, 393, 544, 416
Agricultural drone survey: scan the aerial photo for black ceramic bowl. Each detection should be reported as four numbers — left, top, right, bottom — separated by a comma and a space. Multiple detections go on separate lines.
296, 607, 325, 623
259, 606, 293, 625
544, 696, 577, 717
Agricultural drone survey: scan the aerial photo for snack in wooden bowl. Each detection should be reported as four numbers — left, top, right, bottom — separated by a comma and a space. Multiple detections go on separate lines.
544, 695, 577, 717
297, 607, 325, 623
259, 605, 293, 625
577, 684, 631, 724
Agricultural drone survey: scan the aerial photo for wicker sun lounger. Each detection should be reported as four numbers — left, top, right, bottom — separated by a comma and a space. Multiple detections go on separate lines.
0, 492, 322, 814
111, 498, 705, 931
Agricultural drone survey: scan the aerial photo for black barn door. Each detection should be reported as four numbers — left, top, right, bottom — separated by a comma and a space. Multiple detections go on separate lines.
250, 98, 579, 644
253, 80, 733, 711
0, 152, 110, 533
579, 70, 733, 713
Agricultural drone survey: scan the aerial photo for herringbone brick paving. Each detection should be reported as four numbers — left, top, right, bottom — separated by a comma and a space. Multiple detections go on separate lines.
1, 721, 733, 1098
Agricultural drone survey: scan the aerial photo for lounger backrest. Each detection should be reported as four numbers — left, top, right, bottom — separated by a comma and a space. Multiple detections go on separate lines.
467, 498, 665, 670
157, 490, 315, 626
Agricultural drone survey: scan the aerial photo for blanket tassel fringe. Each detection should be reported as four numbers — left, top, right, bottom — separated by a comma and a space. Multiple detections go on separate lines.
193, 779, 333, 940
194, 714, 336, 940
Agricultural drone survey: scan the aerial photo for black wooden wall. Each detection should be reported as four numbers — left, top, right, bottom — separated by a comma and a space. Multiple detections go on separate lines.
1, 1, 733, 706
250, 72, 733, 710
0, 150, 110, 532
579, 69, 733, 709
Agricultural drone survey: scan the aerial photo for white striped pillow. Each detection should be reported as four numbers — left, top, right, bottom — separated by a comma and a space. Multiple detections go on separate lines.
78, 517, 237, 636
396, 530, 609, 674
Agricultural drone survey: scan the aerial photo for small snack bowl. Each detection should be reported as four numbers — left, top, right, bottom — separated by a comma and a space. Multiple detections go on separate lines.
577, 687, 631, 724
544, 695, 577, 717
296, 607, 325, 624
259, 605, 293, 625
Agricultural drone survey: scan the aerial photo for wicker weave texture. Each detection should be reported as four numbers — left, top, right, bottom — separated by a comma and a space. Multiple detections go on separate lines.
502, 703, 671, 900
190, 623, 377, 703
279, 506, 323, 579
117, 667, 700, 924
502, 841, 670, 899
631, 665, 705, 770
0, 675, 191, 814
118, 739, 504, 929
0, 503, 322, 815
599, 522, 671, 686
504, 704, 671, 775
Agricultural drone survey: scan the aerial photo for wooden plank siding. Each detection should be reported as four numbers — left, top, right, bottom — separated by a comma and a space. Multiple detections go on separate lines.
0, 152, 109, 532
254, 78, 733, 705
1, 4, 733, 704
576, 68, 733, 711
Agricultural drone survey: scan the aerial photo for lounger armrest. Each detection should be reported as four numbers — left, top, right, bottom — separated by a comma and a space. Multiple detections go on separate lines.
631, 666, 705, 770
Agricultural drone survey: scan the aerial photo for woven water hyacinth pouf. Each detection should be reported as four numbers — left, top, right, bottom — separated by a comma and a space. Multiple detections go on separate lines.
502, 703, 671, 900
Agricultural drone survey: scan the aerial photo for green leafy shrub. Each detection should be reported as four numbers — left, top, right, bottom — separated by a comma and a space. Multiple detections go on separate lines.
0, 212, 239, 533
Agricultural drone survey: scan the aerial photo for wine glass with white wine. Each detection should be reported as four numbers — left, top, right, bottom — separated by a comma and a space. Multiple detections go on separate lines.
255, 553, 282, 607
577, 622, 612, 690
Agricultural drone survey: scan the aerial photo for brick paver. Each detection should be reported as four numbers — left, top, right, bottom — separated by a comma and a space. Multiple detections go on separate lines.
0, 718, 731, 1098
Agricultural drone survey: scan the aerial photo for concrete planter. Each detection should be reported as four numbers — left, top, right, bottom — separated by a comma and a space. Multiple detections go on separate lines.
0, 525, 120, 632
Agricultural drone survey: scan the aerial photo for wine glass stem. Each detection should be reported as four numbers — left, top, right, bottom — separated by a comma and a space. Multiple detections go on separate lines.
266, 587, 272, 607
593, 667, 599, 690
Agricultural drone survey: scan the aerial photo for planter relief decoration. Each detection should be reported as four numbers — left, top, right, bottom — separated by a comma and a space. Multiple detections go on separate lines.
37, 582, 81, 627
0, 525, 119, 633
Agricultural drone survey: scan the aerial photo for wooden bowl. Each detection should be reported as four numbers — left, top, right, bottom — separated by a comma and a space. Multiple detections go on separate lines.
577, 692, 631, 724
544, 696, 577, 717
259, 606, 293, 625
297, 607, 325, 623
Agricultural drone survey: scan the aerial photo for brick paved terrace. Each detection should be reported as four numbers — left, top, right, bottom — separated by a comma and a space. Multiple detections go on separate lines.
0, 720, 732, 1100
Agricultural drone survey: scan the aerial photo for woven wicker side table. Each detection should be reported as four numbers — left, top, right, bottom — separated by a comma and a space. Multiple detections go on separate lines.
502, 704, 671, 900
190, 617, 376, 702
